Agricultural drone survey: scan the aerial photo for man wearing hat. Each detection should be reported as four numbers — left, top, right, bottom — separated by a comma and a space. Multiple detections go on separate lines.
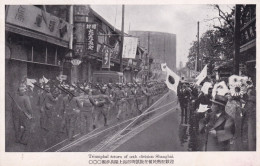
12, 84, 33, 145
60, 87, 83, 141
199, 94, 235, 151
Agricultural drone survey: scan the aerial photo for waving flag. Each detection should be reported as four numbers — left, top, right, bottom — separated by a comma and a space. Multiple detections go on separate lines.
201, 82, 212, 95
197, 104, 210, 113
162, 64, 180, 93
196, 65, 208, 85
26, 78, 37, 90
161, 63, 167, 72
212, 81, 230, 98
39, 76, 49, 84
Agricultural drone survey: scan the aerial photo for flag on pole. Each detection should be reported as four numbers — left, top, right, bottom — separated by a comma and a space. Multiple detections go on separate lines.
163, 65, 180, 93
39, 76, 49, 84
196, 65, 208, 85
197, 104, 210, 113
201, 82, 212, 95
26, 78, 37, 90
212, 81, 230, 98
161, 63, 167, 72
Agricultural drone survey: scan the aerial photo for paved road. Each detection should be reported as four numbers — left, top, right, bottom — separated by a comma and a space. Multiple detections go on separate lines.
113, 104, 187, 151
53, 91, 194, 152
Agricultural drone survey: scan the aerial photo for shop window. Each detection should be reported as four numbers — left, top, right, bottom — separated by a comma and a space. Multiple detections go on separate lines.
47, 45, 56, 65
33, 42, 46, 63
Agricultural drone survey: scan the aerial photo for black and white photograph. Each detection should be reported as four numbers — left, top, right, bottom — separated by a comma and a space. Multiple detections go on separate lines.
2, 2, 258, 164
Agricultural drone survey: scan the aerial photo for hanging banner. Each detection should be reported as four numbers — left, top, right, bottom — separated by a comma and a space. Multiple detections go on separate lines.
102, 47, 111, 68
85, 23, 98, 53
122, 37, 138, 59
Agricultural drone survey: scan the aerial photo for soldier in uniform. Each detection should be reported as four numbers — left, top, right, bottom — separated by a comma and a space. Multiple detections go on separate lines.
60, 87, 83, 141
77, 86, 93, 134
90, 85, 112, 128
38, 84, 59, 145
114, 83, 127, 120
11, 84, 33, 145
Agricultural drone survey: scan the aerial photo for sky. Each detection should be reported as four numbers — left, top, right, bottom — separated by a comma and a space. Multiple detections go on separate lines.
91, 4, 234, 68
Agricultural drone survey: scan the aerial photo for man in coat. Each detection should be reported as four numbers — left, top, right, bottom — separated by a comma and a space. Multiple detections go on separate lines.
12, 84, 33, 145
199, 95, 235, 151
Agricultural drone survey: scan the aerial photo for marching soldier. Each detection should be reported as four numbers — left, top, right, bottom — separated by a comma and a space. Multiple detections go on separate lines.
90, 85, 113, 128
38, 84, 59, 145
11, 84, 33, 145
77, 86, 93, 134
114, 83, 127, 120
60, 87, 83, 141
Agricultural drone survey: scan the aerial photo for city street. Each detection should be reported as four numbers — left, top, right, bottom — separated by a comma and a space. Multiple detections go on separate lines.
44, 91, 194, 152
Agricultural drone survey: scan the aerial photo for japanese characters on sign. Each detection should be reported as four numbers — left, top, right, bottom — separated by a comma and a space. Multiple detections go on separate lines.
85, 23, 98, 53
102, 47, 111, 68
122, 37, 138, 59
6, 5, 72, 42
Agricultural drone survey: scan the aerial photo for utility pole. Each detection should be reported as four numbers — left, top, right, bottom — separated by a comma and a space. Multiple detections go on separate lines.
196, 21, 200, 71
120, 5, 125, 72
234, 5, 241, 75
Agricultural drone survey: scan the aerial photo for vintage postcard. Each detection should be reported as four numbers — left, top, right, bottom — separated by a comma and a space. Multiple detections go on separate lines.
1, 0, 259, 166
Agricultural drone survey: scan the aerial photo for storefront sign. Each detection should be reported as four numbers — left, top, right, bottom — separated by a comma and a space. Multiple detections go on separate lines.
85, 23, 98, 53
102, 47, 111, 68
6, 5, 72, 42
122, 37, 138, 59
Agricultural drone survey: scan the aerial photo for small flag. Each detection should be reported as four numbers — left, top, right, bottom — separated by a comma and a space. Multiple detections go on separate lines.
201, 82, 212, 95
26, 78, 37, 90
196, 65, 208, 85
164, 65, 180, 93
197, 104, 210, 113
212, 81, 230, 98
161, 63, 167, 72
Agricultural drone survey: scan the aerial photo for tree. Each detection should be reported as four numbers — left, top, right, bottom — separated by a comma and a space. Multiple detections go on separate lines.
187, 5, 235, 75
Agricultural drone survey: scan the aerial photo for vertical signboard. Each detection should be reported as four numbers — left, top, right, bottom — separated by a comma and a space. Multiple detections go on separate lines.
85, 23, 98, 53
122, 37, 138, 59
102, 47, 111, 68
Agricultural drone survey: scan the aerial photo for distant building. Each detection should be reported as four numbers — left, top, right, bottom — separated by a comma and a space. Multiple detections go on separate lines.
129, 31, 177, 72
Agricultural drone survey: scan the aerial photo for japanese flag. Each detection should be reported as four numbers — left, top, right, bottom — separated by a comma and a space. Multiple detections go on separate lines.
39, 76, 49, 84
212, 81, 230, 98
196, 65, 208, 85
197, 104, 210, 113
164, 65, 180, 93
161, 63, 167, 72
201, 82, 212, 95
26, 78, 37, 90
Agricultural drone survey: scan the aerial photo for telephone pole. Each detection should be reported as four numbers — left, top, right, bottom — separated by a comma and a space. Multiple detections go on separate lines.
120, 5, 125, 72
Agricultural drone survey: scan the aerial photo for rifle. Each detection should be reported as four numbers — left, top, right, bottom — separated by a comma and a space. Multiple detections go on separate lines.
53, 84, 75, 97
71, 84, 88, 94
33, 83, 50, 93
7, 92, 32, 119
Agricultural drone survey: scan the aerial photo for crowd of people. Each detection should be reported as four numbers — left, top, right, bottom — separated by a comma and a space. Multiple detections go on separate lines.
9, 76, 168, 151
177, 75, 256, 151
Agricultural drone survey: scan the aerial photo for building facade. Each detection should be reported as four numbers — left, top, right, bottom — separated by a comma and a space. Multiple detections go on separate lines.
129, 31, 177, 73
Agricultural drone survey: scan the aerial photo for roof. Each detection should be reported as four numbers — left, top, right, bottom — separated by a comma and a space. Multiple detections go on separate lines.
89, 6, 128, 36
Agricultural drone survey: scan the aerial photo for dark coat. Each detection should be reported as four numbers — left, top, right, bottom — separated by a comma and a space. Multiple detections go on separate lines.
199, 110, 235, 151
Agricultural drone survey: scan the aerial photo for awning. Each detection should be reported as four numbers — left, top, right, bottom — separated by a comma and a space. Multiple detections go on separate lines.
6, 23, 69, 48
